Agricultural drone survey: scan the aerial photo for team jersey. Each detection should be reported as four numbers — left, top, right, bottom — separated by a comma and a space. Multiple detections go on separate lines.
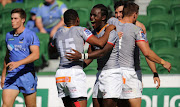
52, 26, 93, 69
36, 0, 67, 29
5, 28, 40, 74
119, 23, 148, 68
92, 24, 120, 70
108, 17, 142, 70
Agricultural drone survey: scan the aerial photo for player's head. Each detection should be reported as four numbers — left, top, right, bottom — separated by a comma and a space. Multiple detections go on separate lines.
64, 9, 79, 27
90, 4, 108, 29
123, 2, 139, 23
114, 1, 125, 20
45, 0, 55, 5
11, 8, 26, 29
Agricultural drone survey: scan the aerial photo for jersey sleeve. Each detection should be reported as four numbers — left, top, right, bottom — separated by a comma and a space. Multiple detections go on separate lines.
29, 32, 40, 46
107, 30, 119, 46
107, 17, 119, 25
79, 27, 94, 42
59, 4, 67, 18
135, 29, 148, 43
36, 5, 42, 18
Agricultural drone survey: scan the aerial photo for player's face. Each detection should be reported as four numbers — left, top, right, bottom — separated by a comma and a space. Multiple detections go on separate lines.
90, 8, 102, 29
45, 0, 54, 4
115, 6, 124, 20
11, 13, 25, 29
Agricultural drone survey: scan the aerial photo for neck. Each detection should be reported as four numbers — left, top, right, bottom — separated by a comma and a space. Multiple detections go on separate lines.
96, 22, 106, 32
122, 16, 133, 24
15, 25, 25, 34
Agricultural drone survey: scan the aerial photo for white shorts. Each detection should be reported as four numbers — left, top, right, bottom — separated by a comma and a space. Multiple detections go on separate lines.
92, 68, 122, 99
119, 67, 142, 99
55, 68, 87, 98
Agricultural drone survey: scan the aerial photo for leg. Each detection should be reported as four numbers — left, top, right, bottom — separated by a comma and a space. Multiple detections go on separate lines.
72, 100, 87, 107
128, 98, 141, 107
2, 89, 19, 107
117, 99, 130, 107
62, 96, 73, 107
93, 98, 102, 107
103, 98, 117, 107
23, 92, 36, 107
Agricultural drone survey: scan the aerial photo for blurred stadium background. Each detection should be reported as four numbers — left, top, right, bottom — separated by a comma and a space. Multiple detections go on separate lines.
0, 0, 180, 107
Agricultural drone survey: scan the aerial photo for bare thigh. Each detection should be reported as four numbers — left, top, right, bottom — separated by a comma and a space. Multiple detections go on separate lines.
129, 98, 141, 107
2, 89, 20, 107
23, 92, 37, 107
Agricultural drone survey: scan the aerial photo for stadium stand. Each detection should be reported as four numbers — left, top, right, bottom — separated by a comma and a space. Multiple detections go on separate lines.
151, 30, 177, 50
171, 0, 180, 17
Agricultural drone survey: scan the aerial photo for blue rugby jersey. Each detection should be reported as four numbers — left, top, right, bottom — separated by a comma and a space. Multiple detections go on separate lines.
5, 28, 40, 73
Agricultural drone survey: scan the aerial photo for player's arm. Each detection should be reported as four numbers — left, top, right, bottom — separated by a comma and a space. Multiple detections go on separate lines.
66, 43, 114, 60
36, 17, 47, 33
145, 57, 160, 89
86, 25, 116, 48
1, 49, 9, 88
6, 45, 39, 71
136, 21, 146, 34
136, 41, 171, 72
50, 18, 65, 38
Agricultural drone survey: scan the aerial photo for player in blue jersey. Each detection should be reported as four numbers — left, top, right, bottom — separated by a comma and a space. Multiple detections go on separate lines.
1, 8, 40, 107
36, 0, 67, 38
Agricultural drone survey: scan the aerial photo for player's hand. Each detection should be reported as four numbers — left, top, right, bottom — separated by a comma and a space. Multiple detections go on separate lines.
6, 62, 20, 71
118, 32, 123, 39
153, 77, 160, 89
1, 76, 5, 88
105, 24, 116, 31
65, 49, 81, 61
162, 61, 171, 73
40, 28, 47, 34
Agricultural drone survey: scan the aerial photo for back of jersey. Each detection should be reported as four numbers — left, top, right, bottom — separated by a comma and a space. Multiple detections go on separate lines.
119, 23, 142, 68
53, 26, 93, 69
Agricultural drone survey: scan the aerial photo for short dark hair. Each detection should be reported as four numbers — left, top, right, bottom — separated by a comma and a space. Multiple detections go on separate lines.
64, 9, 79, 25
123, 2, 139, 17
114, 1, 124, 10
93, 4, 108, 22
11, 8, 26, 20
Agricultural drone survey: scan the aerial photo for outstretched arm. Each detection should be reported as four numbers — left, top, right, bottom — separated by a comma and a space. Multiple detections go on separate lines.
137, 41, 171, 72
66, 43, 114, 61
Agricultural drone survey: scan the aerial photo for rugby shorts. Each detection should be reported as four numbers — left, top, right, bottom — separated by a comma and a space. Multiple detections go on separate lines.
56, 68, 87, 98
119, 67, 142, 99
3, 71, 37, 94
92, 68, 122, 99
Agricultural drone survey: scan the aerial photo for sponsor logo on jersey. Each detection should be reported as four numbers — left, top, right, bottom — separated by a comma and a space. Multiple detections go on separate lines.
14, 45, 26, 51
84, 28, 92, 37
7, 44, 14, 51
8, 38, 14, 41
139, 31, 147, 40
19, 37, 24, 43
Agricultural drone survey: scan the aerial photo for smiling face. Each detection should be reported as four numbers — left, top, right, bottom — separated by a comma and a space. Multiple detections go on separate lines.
11, 13, 25, 29
90, 7, 103, 30
115, 5, 124, 20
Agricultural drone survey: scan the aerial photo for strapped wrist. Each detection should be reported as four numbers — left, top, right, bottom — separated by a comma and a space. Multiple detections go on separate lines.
153, 73, 159, 78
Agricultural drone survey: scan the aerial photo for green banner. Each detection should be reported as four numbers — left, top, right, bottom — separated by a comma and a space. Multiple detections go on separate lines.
142, 88, 180, 107
0, 89, 48, 107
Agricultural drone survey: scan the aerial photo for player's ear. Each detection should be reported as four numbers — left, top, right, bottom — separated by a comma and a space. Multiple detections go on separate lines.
76, 17, 80, 26
22, 18, 26, 24
102, 15, 106, 21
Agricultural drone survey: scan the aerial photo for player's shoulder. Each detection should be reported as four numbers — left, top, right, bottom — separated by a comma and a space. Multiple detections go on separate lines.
25, 28, 36, 35
125, 23, 141, 30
